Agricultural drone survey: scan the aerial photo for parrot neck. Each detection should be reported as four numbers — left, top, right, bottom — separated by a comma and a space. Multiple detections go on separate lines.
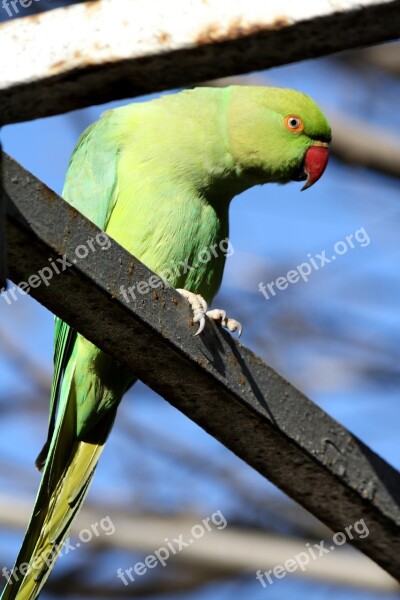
119, 88, 272, 208
184, 87, 269, 205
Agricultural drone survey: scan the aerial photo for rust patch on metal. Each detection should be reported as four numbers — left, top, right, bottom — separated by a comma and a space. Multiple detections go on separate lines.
68, 205, 78, 219
228, 354, 238, 367
83, 0, 102, 14
37, 182, 58, 204
270, 16, 291, 29
196, 23, 222, 45
225, 18, 264, 38
49, 60, 68, 74
156, 31, 171, 44
196, 16, 290, 45
197, 357, 206, 368
24, 13, 44, 26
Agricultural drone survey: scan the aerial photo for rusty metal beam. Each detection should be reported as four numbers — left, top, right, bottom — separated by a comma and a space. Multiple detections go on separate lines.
1, 0, 400, 125
2, 152, 400, 582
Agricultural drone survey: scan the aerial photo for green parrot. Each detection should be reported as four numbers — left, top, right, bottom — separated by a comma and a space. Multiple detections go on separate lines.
1, 86, 331, 600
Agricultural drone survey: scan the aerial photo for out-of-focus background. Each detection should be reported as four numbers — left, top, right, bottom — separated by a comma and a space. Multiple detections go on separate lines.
1, 2, 400, 598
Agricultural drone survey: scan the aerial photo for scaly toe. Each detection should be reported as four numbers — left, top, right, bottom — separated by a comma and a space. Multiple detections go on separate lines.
176, 289, 208, 335
206, 307, 243, 337
206, 308, 227, 323
223, 317, 243, 337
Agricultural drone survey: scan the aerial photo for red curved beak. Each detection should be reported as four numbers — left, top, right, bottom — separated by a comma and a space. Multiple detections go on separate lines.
301, 144, 329, 191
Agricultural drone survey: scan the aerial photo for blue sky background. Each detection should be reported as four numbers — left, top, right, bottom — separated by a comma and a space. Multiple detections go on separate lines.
0, 6, 399, 597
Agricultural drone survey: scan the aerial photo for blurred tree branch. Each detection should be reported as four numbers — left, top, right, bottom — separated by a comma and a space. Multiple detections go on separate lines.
0, 326, 50, 395
329, 112, 400, 178
0, 494, 396, 592
352, 42, 400, 77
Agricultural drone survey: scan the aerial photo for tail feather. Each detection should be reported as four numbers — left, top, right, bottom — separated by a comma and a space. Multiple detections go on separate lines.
1, 330, 134, 600
1, 436, 104, 600
1, 357, 114, 600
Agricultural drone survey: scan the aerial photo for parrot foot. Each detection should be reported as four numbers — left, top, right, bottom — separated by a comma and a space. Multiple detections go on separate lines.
177, 289, 208, 335
206, 308, 242, 338
176, 289, 242, 337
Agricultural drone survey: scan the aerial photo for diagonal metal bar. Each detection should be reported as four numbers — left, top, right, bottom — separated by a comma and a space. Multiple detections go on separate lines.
1, 0, 400, 125
2, 152, 400, 582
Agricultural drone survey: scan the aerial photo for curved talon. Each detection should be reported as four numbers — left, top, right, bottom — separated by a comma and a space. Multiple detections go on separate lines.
176, 289, 208, 336
225, 318, 242, 337
195, 317, 206, 336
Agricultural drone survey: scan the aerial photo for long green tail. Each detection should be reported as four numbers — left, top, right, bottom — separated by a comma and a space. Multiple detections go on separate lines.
1, 323, 133, 600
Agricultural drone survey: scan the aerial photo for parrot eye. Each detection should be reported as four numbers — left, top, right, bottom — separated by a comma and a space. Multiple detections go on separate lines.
285, 115, 304, 132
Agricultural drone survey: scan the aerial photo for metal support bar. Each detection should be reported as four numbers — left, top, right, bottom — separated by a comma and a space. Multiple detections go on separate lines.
1, 0, 400, 124
2, 152, 400, 582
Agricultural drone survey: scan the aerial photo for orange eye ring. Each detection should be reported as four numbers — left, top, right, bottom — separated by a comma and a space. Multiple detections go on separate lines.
285, 115, 304, 133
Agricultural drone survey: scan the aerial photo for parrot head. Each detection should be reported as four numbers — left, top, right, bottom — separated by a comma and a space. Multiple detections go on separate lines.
227, 86, 331, 192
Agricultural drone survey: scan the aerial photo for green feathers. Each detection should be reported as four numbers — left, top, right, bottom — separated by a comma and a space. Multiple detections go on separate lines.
2, 86, 330, 600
